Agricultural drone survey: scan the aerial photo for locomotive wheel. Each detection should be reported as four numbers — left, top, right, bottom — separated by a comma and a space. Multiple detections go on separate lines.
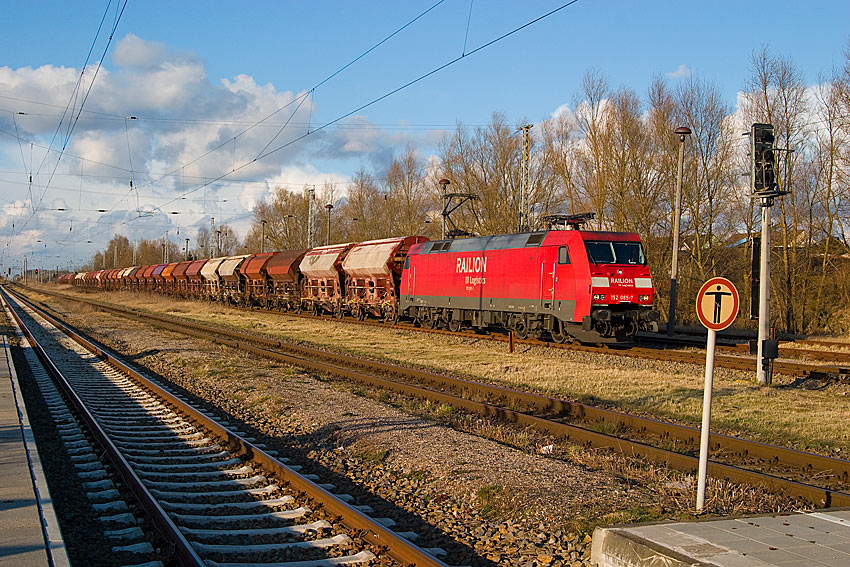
448, 318, 461, 333
422, 312, 437, 329
549, 319, 569, 343
550, 329, 568, 343
513, 319, 529, 340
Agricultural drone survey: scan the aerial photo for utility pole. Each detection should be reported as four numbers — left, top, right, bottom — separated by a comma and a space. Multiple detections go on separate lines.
185, 238, 190, 260
210, 217, 215, 257
325, 204, 333, 245
668, 126, 692, 336
114, 244, 118, 268
132, 243, 137, 266
24, 256, 27, 285
261, 220, 267, 253
306, 186, 316, 248
749, 123, 788, 386
165, 231, 169, 263
518, 124, 532, 232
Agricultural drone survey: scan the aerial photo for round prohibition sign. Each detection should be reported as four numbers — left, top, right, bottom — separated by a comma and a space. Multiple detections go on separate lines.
695, 277, 739, 331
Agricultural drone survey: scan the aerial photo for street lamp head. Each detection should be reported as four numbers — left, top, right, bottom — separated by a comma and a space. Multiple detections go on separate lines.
325, 204, 333, 211
674, 126, 692, 138
438, 178, 451, 188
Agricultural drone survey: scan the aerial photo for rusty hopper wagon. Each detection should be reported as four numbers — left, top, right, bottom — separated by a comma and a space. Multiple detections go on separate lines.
127, 266, 143, 291
241, 252, 277, 308
265, 249, 307, 311
172, 260, 193, 297
140, 265, 158, 292
159, 262, 178, 295
185, 259, 208, 297
200, 257, 226, 300
218, 254, 250, 305
150, 264, 167, 293
341, 236, 428, 321
298, 243, 354, 316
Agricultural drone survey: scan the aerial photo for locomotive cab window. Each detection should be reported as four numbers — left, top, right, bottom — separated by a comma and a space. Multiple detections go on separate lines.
558, 246, 570, 265
584, 241, 646, 265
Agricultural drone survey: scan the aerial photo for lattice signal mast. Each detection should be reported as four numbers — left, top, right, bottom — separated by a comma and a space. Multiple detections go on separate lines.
518, 124, 532, 232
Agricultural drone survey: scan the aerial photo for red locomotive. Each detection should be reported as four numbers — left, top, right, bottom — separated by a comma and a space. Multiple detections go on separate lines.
65, 217, 658, 344
400, 220, 658, 343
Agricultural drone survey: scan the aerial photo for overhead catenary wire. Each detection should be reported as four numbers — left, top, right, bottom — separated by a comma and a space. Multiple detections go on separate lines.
78, 0, 584, 247
7, 1, 581, 268
11, 0, 129, 242
119, 0, 450, 204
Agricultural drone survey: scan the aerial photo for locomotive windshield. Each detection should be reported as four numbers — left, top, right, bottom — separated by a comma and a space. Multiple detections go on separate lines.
584, 241, 646, 265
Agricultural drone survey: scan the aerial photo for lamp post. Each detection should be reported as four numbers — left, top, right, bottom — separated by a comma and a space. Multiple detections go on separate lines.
668, 126, 691, 336
324, 204, 333, 245
185, 238, 190, 260
261, 220, 267, 253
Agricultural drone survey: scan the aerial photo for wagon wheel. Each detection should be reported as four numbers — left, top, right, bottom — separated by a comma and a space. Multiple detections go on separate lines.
335, 308, 345, 320
447, 318, 462, 333
356, 307, 367, 321
384, 309, 399, 325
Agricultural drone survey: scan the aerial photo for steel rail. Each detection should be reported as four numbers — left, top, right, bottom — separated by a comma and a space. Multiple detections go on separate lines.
13, 286, 850, 508
34, 285, 850, 380
1, 292, 207, 567
2, 288, 449, 567
17, 286, 850, 485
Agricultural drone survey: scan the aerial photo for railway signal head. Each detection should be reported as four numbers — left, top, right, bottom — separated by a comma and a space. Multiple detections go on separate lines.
751, 123, 776, 192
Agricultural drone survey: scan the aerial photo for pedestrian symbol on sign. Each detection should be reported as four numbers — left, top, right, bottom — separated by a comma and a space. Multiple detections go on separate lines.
706, 285, 731, 325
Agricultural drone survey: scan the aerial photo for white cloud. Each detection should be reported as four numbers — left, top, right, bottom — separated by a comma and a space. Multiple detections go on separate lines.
0, 34, 435, 268
112, 34, 167, 68
666, 64, 692, 79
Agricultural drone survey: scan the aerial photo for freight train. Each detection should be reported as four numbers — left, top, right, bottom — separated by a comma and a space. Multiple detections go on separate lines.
59, 225, 659, 343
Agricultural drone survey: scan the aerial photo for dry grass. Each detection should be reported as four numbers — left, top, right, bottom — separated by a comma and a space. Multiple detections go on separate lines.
38, 287, 850, 458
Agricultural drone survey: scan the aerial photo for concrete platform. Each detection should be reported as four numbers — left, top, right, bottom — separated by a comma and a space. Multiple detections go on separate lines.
0, 335, 68, 567
592, 509, 850, 567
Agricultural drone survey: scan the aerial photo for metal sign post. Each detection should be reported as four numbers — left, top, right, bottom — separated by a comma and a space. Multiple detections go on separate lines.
694, 277, 739, 512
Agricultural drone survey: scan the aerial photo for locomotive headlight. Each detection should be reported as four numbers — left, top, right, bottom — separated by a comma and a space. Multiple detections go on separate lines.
593, 294, 605, 301
638, 295, 649, 301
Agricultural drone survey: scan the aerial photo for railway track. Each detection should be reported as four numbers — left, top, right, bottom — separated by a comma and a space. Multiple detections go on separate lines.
31, 284, 850, 380
2, 288, 450, 567
10, 285, 850, 510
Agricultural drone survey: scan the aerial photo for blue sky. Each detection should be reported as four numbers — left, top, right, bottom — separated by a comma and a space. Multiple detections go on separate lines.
1, 0, 849, 271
